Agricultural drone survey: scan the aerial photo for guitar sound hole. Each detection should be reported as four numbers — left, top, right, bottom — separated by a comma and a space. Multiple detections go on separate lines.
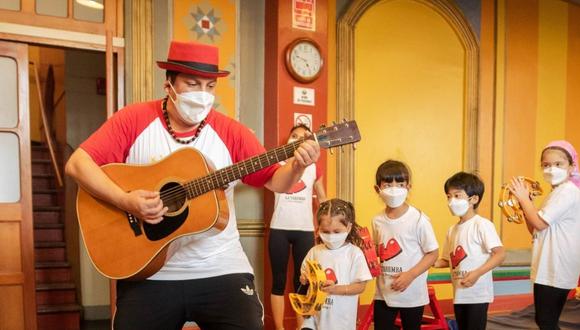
160, 181, 186, 213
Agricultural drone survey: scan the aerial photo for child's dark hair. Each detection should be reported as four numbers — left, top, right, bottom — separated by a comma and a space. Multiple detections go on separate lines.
375, 160, 411, 186
541, 146, 574, 165
444, 172, 484, 209
289, 123, 311, 134
316, 198, 363, 248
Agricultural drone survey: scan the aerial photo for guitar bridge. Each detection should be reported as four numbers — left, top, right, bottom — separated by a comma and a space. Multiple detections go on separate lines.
126, 213, 142, 236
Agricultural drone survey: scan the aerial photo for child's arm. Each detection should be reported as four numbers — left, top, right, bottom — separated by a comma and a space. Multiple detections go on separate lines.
313, 177, 327, 203
509, 177, 549, 232
434, 258, 449, 268
460, 246, 505, 287
391, 249, 438, 292
434, 231, 451, 268
321, 281, 368, 296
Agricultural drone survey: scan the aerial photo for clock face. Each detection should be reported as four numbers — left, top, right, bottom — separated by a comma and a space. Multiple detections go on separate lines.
288, 40, 323, 82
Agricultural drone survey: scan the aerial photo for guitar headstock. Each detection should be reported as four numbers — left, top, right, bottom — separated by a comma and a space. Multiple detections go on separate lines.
314, 120, 361, 150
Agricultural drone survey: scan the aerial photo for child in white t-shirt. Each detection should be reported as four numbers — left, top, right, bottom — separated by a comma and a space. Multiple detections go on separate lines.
434, 172, 505, 330
299, 198, 372, 330
509, 140, 580, 330
371, 160, 439, 330
269, 124, 327, 330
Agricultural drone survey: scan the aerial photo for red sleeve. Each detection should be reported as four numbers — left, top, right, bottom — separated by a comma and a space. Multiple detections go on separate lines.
207, 111, 280, 187
79, 101, 159, 165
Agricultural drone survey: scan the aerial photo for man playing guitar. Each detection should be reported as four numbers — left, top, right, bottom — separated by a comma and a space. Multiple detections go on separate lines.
65, 41, 320, 329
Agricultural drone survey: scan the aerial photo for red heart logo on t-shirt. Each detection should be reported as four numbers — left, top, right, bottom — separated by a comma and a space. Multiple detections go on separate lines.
379, 238, 403, 262
287, 180, 306, 194
325, 268, 338, 284
450, 245, 467, 269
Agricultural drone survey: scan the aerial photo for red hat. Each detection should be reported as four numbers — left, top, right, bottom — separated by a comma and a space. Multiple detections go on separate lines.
157, 41, 230, 78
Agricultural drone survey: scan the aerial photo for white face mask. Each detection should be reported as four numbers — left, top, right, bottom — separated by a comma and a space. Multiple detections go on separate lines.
543, 166, 569, 186
448, 198, 470, 217
379, 187, 408, 208
168, 81, 214, 124
319, 232, 348, 250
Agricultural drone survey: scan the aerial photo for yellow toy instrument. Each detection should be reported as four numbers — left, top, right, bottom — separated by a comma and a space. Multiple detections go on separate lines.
498, 176, 543, 224
289, 259, 328, 316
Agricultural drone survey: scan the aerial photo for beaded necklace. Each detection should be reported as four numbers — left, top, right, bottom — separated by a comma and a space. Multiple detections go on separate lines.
162, 97, 206, 145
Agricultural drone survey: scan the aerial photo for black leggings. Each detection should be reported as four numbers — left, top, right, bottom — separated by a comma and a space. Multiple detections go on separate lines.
534, 283, 570, 330
454, 303, 489, 330
373, 300, 424, 330
268, 228, 314, 295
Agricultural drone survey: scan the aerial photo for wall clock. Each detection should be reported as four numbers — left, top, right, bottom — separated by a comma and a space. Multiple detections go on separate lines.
285, 38, 323, 83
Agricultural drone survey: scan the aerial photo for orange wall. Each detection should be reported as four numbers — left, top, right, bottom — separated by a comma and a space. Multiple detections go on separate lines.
494, 0, 580, 248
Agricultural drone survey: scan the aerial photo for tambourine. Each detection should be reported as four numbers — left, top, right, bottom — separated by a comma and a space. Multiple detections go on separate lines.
359, 227, 381, 277
289, 259, 328, 316
498, 176, 543, 224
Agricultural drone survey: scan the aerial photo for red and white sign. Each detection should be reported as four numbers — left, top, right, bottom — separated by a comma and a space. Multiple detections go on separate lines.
292, 0, 315, 31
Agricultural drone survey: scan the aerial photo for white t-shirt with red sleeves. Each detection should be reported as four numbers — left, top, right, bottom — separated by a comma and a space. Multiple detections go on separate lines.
270, 162, 321, 231
441, 215, 503, 304
80, 99, 279, 280
372, 206, 439, 307
534, 181, 580, 289
300, 243, 372, 330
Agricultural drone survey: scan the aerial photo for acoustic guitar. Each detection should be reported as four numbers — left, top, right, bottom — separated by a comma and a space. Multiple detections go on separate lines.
77, 121, 361, 280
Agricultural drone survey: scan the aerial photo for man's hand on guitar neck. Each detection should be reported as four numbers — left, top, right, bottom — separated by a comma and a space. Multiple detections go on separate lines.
265, 139, 320, 193
292, 139, 320, 170
119, 190, 168, 224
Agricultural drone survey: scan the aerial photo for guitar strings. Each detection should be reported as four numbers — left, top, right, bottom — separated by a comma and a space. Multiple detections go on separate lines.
159, 140, 300, 203
156, 139, 305, 205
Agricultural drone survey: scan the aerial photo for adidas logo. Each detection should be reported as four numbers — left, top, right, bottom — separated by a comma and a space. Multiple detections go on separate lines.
240, 285, 254, 296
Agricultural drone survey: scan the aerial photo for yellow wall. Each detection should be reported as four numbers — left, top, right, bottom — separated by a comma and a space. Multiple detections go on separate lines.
354, 0, 466, 302
337, 0, 580, 253
330, 0, 580, 303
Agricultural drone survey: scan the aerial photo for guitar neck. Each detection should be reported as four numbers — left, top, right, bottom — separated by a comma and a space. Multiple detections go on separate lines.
183, 139, 304, 199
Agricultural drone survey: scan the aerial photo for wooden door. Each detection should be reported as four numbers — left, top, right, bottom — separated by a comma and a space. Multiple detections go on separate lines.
0, 40, 36, 330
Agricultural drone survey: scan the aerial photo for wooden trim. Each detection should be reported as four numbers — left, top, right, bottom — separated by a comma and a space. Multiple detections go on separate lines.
0, 39, 38, 330
336, 0, 479, 201
131, 0, 153, 103
0, 9, 109, 36
0, 22, 125, 49
0, 0, 120, 37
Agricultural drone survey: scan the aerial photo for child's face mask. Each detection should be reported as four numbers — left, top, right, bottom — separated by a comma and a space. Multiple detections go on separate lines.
542, 166, 569, 186
379, 187, 408, 208
448, 197, 471, 217
319, 232, 348, 249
